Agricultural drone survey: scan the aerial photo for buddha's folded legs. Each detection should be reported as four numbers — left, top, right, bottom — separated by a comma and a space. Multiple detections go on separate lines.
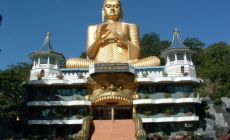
130, 56, 160, 67
66, 58, 99, 68
66, 56, 160, 68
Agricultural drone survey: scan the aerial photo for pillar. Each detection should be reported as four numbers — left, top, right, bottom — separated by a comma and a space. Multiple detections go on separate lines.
175, 53, 178, 62
48, 56, 50, 64
89, 106, 93, 116
111, 106, 115, 120
166, 55, 170, 64
133, 105, 137, 118
184, 52, 187, 61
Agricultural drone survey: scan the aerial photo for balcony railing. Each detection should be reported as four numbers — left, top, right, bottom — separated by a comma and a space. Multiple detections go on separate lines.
28, 94, 86, 102
138, 112, 196, 118
27, 100, 92, 106
138, 92, 198, 99
139, 115, 199, 123
28, 119, 83, 125
28, 110, 89, 120
29, 70, 89, 83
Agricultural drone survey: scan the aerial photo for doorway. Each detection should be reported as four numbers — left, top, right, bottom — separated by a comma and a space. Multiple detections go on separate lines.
93, 105, 132, 120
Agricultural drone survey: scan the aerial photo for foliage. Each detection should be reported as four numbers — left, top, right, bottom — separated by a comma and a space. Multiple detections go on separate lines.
198, 42, 230, 83
183, 37, 205, 67
194, 82, 207, 97
194, 42, 230, 103
143, 110, 152, 117
144, 94, 150, 99
79, 51, 87, 59
183, 37, 205, 51
140, 33, 170, 65
0, 62, 31, 118
164, 108, 172, 116
164, 93, 171, 98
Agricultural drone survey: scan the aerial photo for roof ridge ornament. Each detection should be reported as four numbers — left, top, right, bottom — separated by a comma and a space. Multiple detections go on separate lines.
170, 28, 184, 48
46, 32, 51, 38
174, 28, 178, 33
39, 32, 55, 52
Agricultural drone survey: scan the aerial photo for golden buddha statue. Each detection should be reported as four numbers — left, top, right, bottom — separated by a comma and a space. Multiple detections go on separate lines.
66, 0, 160, 68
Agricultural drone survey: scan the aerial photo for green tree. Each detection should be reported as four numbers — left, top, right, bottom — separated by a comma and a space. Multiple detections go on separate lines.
183, 37, 205, 67
183, 37, 205, 51
195, 42, 230, 102
140, 33, 170, 65
199, 42, 230, 82
79, 51, 87, 59
0, 62, 31, 118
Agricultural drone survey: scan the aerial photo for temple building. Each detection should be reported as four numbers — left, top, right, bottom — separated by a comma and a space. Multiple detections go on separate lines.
25, 30, 202, 140
24, 0, 203, 139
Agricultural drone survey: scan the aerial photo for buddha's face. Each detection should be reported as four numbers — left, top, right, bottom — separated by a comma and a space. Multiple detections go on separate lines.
103, 0, 122, 21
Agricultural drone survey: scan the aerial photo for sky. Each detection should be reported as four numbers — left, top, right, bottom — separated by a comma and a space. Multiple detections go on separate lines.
0, 0, 230, 70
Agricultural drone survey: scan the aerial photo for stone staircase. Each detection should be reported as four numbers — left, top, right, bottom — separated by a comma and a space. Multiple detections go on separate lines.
90, 119, 136, 140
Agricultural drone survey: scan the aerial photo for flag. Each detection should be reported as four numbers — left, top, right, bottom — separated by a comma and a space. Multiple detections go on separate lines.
0, 15, 2, 25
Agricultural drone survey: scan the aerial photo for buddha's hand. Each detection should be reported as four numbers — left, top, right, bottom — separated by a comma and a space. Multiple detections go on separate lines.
99, 30, 111, 41
116, 34, 128, 48
100, 30, 116, 41
110, 31, 128, 47
101, 31, 128, 47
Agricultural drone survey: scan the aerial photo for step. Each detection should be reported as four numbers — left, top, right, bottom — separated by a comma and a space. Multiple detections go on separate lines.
91, 119, 136, 140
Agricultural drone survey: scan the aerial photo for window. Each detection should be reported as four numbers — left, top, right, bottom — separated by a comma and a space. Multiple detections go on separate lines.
40, 57, 48, 64
181, 66, 185, 74
169, 53, 175, 62
50, 56, 56, 65
177, 53, 184, 60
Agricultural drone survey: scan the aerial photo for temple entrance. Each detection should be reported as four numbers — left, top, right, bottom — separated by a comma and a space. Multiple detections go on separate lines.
93, 105, 132, 120
93, 106, 111, 120
114, 106, 132, 119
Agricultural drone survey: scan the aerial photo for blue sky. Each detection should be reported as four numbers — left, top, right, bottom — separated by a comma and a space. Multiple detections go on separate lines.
0, 0, 230, 70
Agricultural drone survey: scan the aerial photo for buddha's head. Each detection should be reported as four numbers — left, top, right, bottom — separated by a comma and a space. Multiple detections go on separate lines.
102, 0, 123, 22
